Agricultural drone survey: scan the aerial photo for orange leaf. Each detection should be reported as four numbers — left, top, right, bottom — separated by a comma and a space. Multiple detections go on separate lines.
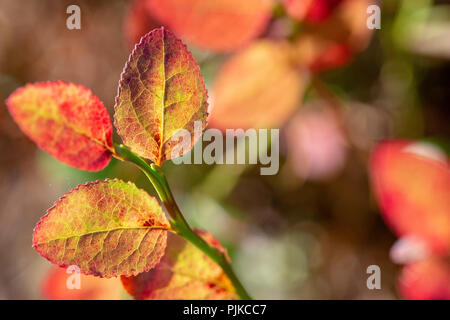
209, 40, 308, 130
5, 81, 113, 171
114, 27, 208, 165
33, 179, 170, 278
121, 230, 237, 300
398, 258, 450, 300
124, 0, 162, 45
42, 266, 125, 300
145, 0, 273, 52
292, 0, 374, 72
370, 140, 450, 256
283, 0, 315, 21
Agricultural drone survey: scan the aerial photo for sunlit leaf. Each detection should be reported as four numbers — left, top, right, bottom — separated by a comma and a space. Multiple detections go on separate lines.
398, 258, 450, 300
42, 266, 125, 300
145, 0, 273, 52
114, 27, 208, 165
121, 230, 237, 300
33, 179, 170, 278
209, 40, 308, 130
370, 140, 450, 256
5, 81, 113, 171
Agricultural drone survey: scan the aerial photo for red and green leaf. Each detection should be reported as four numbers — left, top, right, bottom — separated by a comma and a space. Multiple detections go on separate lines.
33, 179, 170, 278
121, 230, 237, 300
42, 266, 125, 300
114, 27, 208, 165
145, 0, 273, 52
6, 81, 113, 171
370, 140, 450, 256
209, 40, 307, 130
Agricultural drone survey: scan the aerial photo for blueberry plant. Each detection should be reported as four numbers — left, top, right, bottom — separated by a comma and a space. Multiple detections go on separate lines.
370, 140, 450, 299
6, 27, 249, 300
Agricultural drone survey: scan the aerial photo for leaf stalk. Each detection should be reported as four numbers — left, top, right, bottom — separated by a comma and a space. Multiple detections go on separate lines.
114, 143, 252, 300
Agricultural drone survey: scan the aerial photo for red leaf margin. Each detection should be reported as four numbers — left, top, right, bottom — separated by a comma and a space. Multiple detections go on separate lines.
6, 81, 113, 171
113, 27, 209, 165
32, 178, 170, 278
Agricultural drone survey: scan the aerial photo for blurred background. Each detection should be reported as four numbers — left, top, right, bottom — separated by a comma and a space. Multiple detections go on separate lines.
0, 0, 449, 299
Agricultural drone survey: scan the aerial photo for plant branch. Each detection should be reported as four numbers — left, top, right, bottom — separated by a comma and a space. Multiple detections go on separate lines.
114, 144, 252, 300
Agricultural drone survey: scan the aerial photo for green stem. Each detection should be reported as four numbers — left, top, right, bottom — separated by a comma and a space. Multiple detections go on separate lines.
114, 144, 252, 300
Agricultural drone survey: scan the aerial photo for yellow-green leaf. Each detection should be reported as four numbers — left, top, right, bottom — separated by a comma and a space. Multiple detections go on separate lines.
114, 27, 208, 165
33, 179, 170, 278
121, 230, 237, 299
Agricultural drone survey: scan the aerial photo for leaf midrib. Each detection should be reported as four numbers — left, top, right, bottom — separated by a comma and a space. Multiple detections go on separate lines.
157, 29, 166, 165
25, 106, 111, 151
34, 225, 169, 246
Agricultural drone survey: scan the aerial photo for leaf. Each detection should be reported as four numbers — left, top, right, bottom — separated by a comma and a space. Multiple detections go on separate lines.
33, 179, 170, 278
370, 140, 450, 256
398, 258, 450, 300
42, 266, 125, 300
125, 0, 162, 46
291, 0, 374, 72
5, 81, 113, 171
284, 0, 346, 24
293, 35, 353, 73
285, 102, 348, 180
209, 40, 308, 130
121, 230, 237, 300
114, 27, 208, 165
145, 0, 273, 52
283, 0, 315, 21
304, 0, 343, 23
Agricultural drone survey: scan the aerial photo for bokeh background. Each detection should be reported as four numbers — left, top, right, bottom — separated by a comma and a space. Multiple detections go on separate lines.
0, 0, 449, 299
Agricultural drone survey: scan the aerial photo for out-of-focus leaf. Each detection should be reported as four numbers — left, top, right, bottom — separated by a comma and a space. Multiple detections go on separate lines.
292, 0, 375, 72
304, 0, 344, 23
293, 35, 353, 72
283, 0, 314, 21
209, 40, 308, 130
5, 81, 113, 171
121, 230, 237, 300
42, 266, 125, 300
124, 0, 162, 46
389, 236, 429, 265
284, 0, 343, 23
114, 27, 208, 165
398, 258, 450, 300
145, 0, 273, 52
33, 179, 169, 278
370, 140, 450, 256
285, 103, 348, 180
